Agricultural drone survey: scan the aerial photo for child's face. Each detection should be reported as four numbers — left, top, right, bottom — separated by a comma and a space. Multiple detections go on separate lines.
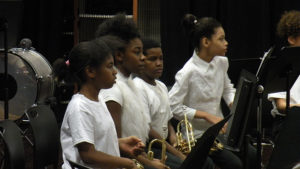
207, 27, 228, 56
95, 55, 117, 89
122, 38, 145, 74
143, 47, 164, 80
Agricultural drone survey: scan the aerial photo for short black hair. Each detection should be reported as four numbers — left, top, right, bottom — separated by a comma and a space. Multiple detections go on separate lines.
141, 38, 161, 55
68, 39, 111, 85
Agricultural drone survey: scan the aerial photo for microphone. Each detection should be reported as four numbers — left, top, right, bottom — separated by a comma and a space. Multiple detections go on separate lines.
19, 38, 32, 50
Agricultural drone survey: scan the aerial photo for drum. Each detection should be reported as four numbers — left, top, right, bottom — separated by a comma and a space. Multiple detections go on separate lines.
0, 48, 54, 120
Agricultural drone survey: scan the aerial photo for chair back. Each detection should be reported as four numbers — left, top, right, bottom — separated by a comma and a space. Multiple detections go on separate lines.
67, 159, 92, 169
0, 120, 25, 169
25, 105, 60, 169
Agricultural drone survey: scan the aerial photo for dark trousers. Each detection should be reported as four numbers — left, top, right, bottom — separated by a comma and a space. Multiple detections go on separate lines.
209, 143, 257, 169
144, 147, 215, 169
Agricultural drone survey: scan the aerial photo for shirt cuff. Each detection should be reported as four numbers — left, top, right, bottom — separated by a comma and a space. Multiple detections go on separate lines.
183, 106, 197, 121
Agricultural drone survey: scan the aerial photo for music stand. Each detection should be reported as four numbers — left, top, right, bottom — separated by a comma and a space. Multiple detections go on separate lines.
261, 47, 300, 113
179, 114, 232, 169
256, 46, 300, 168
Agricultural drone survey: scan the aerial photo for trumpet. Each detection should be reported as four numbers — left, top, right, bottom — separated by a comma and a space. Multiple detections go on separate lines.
175, 113, 224, 155
210, 139, 224, 154
147, 139, 167, 164
175, 113, 196, 155
132, 159, 144, 169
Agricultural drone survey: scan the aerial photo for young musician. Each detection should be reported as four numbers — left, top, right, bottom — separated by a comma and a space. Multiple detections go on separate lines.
268, 10, 300, 140
96, 14, 169, 169
134, 38, 214, 169
60, 39, 144, 169
168, 14, 244, 169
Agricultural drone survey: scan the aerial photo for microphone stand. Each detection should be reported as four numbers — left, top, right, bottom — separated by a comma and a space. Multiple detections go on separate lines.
1, 17, 9, 119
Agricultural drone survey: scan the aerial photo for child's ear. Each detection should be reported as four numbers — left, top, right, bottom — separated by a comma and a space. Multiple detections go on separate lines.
288, 36, 296, 46
202, 37, 210, 47
84, 66, 96, 78
115, 51, 124, 63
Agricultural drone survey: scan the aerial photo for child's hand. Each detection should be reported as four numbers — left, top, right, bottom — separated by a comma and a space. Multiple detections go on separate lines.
119, 136, 145, 157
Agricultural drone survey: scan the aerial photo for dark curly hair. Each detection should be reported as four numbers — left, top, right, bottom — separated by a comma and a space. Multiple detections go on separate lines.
277, 10, 300, 41
181, 14, 222, 50
95, 13, 140, 44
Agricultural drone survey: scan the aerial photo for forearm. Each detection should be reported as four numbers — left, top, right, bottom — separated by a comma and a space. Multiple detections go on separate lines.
167, 122, 177, 146
165, 142, 186, 160
80, 150, 135, 169
194, 110, 223, 124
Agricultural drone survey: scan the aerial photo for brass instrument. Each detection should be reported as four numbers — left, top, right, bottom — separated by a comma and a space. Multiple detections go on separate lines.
132, 159, 144, 169
175, 114, 196, 154
175, 113, 224, 155
147, 139, 167, 164
210, 139, 224, 154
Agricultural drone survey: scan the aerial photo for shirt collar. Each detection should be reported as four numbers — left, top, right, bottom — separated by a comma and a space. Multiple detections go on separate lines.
191, 50, 210, 72
116, 68, 135, 82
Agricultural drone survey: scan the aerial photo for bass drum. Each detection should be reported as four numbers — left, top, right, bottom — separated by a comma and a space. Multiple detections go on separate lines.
0, 48, 54, 120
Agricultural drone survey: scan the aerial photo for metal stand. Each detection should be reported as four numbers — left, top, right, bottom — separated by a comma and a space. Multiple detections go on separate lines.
0, 17, 9, 119
256, 85, 264, 169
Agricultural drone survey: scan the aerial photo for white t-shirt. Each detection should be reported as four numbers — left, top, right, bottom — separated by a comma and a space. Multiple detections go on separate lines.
134, 77, 173, 139
169, 51, 236, 138
60, 93, 120, 169
99, 71, 151, 143
268, 75, 300, 117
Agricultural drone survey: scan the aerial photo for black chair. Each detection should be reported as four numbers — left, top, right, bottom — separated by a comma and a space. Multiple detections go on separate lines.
25, 105, 60, 169
0, 120, 25, 169
67, 159, 92, 169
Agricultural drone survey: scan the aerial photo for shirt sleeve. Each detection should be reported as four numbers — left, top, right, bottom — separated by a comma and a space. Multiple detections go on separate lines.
68, 105, 95, 146
268, 92, 286, 101
221, 57, 236, 106
223, 73, 236, 105
169, 70, 196, 121
99, 83, 123, 106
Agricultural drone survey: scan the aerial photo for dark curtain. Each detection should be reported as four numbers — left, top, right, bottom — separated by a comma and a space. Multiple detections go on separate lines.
160, 0, 300, 129
21, 0, 64, 63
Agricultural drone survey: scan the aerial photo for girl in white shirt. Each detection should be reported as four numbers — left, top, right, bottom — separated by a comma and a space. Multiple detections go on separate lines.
168, 14, 244, 169
60, 39, 144, 169
96, 14, 169, 169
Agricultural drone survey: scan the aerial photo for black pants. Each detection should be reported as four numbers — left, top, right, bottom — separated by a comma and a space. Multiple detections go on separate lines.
144, 147, 215, 169
209, 143, 257, 169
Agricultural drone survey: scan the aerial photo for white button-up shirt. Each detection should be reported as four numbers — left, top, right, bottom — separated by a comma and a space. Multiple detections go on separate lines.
169, 51, 236, 138
268, 75, 300, 117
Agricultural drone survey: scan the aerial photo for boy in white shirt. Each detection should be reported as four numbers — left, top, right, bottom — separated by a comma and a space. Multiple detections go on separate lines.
134, 38, 214, 169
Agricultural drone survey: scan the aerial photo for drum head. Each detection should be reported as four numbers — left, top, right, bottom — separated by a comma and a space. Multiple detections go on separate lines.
0, 51, 38, 120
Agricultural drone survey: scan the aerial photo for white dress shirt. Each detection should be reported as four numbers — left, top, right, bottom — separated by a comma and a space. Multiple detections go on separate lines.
268, 75, 300, 117
169, 51, 236, 138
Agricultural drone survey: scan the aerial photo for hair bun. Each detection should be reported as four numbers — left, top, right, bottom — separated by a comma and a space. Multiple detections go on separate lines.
181, 14, 198, 35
